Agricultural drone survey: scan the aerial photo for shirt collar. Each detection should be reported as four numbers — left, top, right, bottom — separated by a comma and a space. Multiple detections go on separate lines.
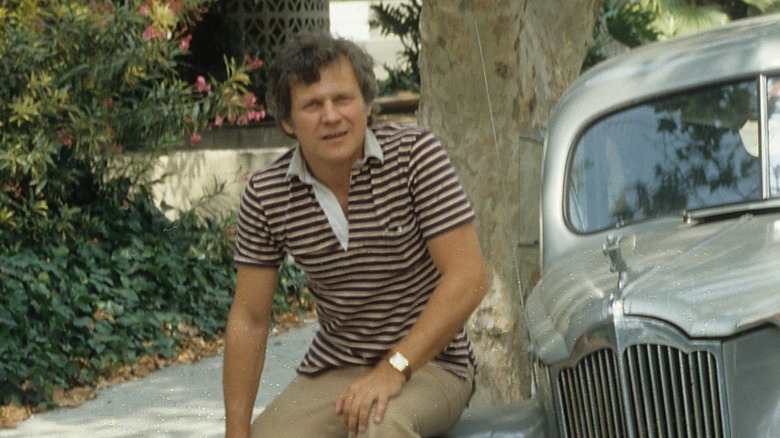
285, 128, 384, 183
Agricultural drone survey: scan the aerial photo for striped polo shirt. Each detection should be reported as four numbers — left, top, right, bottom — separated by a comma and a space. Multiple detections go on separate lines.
235, 123, 477, 378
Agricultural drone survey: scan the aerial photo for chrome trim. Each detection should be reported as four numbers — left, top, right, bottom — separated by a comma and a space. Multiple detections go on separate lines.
551, 318, 730, 438
760, 74, 770, 198
556, 348, 625, 437
623, 345, 722, 437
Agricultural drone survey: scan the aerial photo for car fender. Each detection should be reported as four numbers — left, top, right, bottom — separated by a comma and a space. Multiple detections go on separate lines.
443, 397, 550, 438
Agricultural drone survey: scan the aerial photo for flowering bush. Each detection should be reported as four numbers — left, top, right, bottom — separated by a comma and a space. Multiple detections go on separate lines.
0, 0, 279, 410
0, 0, 264, 242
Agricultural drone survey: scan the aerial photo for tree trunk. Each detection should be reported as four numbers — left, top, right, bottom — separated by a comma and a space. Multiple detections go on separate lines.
418, 0, 601, 405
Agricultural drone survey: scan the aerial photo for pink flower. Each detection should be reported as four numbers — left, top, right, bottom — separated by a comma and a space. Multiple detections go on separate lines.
143, 25, 162, 41
57, 129, 73, 148
247, 110, 265, 122
214, 115, 224, 127
139, 5, 150, 16
243, 54, 263, 70
190, 132, 202, 144
243, 92, 257, 109
195, 76, 211, 93
179, 34, 192, 51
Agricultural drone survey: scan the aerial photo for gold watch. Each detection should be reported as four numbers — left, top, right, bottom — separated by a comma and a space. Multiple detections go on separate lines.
388, 351, 412, 381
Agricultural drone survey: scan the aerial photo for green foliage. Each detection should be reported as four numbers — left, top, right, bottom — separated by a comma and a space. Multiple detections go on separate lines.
369, 0, 421, 94
0, 184, 236, 407
0, 0, 263, 242
0, 0, 307, 409
586, 0, 780, 69
605, 0, 660, 48
273, 256, 312, 318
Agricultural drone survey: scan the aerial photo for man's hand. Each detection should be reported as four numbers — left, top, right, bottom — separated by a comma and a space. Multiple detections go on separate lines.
334, 361, 406, 436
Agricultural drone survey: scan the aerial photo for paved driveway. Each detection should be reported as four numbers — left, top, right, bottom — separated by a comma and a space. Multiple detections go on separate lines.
0, 322, 318, 438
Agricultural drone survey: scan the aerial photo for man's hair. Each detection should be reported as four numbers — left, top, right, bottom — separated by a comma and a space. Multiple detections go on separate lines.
265, 32, 379, 125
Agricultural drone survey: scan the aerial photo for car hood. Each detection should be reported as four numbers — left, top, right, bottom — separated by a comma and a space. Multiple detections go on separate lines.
622, 213, 780, 335
527, 214, 780, 365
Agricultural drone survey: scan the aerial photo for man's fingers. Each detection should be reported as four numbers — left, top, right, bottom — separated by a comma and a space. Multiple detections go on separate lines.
357, 398, 373, 432
345, 396, 363, 435
334, 393, 345, 415
373, 396, 388, 424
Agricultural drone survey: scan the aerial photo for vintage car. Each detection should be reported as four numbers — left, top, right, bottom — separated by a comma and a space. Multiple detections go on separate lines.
447, 12, 780, 438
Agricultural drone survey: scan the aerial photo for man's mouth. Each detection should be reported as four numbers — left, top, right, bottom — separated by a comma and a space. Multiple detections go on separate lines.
322, 130, 348, 141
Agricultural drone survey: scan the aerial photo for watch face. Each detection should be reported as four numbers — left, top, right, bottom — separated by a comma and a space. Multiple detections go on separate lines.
390, 352, 409, 371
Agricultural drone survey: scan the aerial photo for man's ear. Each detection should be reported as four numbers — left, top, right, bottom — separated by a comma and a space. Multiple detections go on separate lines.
281, 119, 295, 136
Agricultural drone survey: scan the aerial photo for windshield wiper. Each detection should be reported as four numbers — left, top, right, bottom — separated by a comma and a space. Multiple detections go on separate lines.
683, 198, 780, 223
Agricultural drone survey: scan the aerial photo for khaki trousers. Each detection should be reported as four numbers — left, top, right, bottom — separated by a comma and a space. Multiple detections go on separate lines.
251, 363, 474, 438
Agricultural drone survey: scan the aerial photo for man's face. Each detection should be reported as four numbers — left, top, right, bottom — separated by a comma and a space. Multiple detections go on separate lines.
282, 56, 371, 176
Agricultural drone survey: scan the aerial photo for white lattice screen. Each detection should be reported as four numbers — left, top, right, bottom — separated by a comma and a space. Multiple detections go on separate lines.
227, 0, 330, 60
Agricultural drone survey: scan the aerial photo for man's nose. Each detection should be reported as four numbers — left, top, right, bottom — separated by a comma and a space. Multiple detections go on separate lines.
322, 100, 341, 122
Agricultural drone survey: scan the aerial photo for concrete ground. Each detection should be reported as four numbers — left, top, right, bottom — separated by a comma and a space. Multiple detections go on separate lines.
0, 321, 318, 438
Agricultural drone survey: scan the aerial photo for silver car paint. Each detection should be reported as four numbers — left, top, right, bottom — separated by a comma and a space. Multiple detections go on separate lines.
529, 13, 780, 364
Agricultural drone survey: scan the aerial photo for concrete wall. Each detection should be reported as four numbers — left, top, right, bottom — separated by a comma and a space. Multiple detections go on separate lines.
148, 125, 293, 219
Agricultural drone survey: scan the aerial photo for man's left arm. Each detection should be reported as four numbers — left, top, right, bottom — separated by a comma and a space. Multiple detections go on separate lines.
335, 221, 488, 435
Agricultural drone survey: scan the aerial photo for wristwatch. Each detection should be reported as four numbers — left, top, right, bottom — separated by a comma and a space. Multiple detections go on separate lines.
388, 351, 412, 381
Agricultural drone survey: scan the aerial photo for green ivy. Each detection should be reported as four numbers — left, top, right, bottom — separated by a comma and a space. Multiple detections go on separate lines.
0, 184, 235, 407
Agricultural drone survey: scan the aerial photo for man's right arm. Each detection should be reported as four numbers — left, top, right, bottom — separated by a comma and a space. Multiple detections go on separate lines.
223, 264, 279, 438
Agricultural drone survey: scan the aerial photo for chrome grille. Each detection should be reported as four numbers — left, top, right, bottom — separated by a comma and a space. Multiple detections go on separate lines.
556, 345, 724, 438
557, 349, 626, 437
624, 345, 723, 438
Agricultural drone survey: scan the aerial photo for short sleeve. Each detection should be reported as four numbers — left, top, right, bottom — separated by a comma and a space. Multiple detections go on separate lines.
408, 131, 476, 240
234, 176, 286, 268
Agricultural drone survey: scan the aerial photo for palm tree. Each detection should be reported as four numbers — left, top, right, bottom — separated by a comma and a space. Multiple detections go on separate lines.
634, 0, 780, 39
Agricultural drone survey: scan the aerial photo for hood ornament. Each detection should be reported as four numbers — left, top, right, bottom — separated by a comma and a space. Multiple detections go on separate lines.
603, 233, 633, 290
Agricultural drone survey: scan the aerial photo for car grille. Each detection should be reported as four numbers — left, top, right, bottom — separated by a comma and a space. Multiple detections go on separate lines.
557, 349, 626, 437
556, 344, 724, 438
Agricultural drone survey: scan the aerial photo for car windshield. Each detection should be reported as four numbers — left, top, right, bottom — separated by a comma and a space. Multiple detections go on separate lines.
568, 75, 780, 233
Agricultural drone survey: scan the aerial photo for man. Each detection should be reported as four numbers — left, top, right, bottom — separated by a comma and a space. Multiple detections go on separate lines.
223, 32, 487, 438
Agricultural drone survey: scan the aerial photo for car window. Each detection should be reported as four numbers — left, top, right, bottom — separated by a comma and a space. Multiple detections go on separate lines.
769, 76, 780, 196
568, 79, 762, 233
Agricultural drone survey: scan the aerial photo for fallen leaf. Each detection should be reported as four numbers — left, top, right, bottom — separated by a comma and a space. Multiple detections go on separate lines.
52, 386, 96, 408
0, 404, 31, 429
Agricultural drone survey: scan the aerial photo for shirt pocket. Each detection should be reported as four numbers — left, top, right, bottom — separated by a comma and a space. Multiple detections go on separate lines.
383, 213, 419, 246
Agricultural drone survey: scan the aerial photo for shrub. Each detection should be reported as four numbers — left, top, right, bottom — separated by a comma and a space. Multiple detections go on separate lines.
0, 0, 264, 243
0, 0, 309, 408
0, 185, 235, 407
